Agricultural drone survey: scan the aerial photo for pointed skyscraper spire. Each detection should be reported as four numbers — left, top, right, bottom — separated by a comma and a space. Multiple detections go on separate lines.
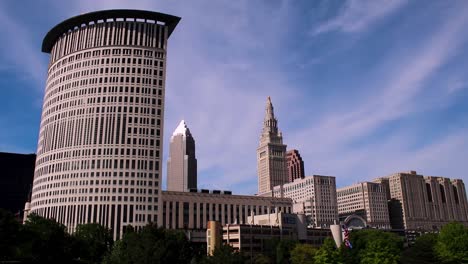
173, 120, 192, 137
263, 96, 278, 134
257, 96, 288, 194
167, 120, 197, 192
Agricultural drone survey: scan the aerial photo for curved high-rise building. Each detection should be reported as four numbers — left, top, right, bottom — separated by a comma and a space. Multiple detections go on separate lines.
29, 10, 180, 239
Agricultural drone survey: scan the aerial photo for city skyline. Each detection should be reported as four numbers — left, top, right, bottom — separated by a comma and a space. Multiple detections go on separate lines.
1, 1, 468, 195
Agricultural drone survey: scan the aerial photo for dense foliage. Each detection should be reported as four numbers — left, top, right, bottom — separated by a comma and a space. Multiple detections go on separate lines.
1, 209, 468, 264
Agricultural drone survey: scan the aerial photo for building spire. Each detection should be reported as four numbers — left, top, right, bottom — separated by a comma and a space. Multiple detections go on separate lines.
263, 96, 278, 133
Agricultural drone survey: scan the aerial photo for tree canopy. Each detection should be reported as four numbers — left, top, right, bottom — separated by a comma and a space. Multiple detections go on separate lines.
435, 222, 468, 264
2, 211, 468, 264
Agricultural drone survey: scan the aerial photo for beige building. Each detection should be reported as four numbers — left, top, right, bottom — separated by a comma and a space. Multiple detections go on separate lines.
220, 212, 331, 257
257, 97, 288, 195
378, 171, 468, 230
29, 10, 180, 239
161, 190, 292, 230
166, 120, 197, 192
337, 182, 391, 229
206, 221, 222, 256
268, 175, 338, 228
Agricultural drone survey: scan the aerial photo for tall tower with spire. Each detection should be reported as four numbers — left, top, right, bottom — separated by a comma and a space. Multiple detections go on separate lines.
257, 97, 288, 195
167, 120, 197, 192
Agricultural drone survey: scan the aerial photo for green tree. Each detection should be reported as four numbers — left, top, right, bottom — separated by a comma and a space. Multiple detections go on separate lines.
252, 253, 271, 264
314, 238, 343, 264
276, 239, 297, 264
401, 233, 439, 264
20, 213, 76, 263
290, 244, 317, 264
204, 244, 246, 264
73, 223, 113, 264
435, 222, 468, 263
103, 224, 196, 264
359, 239, 400, 264
345, 229, 403, 264
0, 209, 21, 260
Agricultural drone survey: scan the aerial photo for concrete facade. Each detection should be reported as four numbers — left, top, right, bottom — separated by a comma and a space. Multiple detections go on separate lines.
166, 120, 197, 192
286, 149, 305, 182
380, 171, 468, 230
337, 182, 391, 229
29, 10, 180, 239
269, 175, 338, 228
221, 213, 331, 257
161, 190, 293, 230
257, 97, 288, 195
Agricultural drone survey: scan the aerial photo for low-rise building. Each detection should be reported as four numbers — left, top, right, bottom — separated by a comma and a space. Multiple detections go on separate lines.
217, 212, 332, 257
161, 189, 293, 230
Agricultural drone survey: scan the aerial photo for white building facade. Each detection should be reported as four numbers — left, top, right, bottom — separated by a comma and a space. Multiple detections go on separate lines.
29, 10, 180, 239
337, 182, 391, 229
269, 175, 338, 228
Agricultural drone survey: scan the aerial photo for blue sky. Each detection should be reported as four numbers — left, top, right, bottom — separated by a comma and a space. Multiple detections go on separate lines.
1, 0, 468, 194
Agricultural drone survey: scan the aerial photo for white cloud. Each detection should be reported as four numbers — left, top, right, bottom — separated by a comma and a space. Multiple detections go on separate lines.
0, 5, 47, 88
313, 0, 407, 35
291, 2, 468, 184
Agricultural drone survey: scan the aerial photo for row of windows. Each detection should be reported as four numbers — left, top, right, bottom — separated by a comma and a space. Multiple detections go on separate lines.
49, 55, 164, 82
50, 20, 167, 63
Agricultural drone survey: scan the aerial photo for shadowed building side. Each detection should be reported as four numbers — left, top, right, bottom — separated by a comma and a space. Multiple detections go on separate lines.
0, 152, 36, 216
286, 149, 305, 182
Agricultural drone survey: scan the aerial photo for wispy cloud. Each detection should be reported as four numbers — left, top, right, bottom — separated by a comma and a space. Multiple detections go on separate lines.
1, 0, 468, 194
291, 2, 468, 183
313, 0, 407, 35
0, 4, 47, 88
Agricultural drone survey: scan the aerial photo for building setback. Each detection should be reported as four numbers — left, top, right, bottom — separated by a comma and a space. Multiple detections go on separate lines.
29, 9, 180, 239
286, 149, 305, 182
377, 171, 468, 230
257, 97, 288, 195
166, 120, 197, 192
161, 190, 292, 230
337, 182, 391, 229
0, 152, 36, 215
269, 175, 338, 228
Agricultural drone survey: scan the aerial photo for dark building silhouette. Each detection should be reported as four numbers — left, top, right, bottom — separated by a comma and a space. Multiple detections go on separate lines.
0, 152, 36, 214
286, 149, 305, 182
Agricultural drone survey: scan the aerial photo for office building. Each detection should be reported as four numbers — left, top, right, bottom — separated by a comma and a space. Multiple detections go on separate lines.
380, 171, 468, 230
286, 149, 305, 182
29, 9, 180, 239
269, 175, 338, 228
0, 152, 36, 215
337, 182, 391, 229
214, 212, 331, 257
161, 189, 292, 230
167, 120, 197, 192
257, 97, 288, 195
